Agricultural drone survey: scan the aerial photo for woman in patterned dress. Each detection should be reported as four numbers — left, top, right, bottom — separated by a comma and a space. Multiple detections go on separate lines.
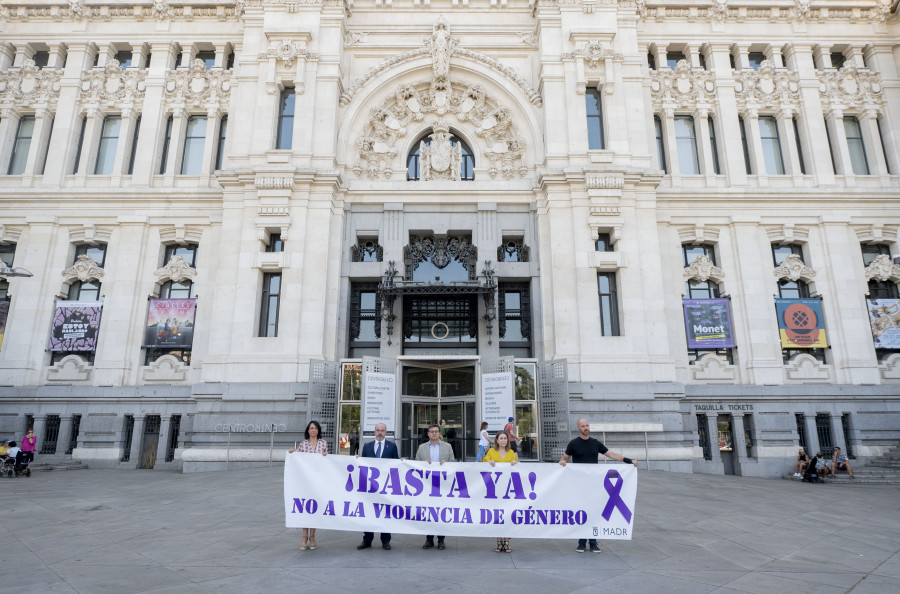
288, 420, 328, 549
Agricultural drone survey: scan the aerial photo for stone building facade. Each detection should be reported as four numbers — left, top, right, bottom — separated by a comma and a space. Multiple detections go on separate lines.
0, 0, 898, 475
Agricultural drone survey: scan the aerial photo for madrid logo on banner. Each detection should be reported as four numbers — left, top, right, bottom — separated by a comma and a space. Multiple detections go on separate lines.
774, 298, 828, 349
683, 298, 735, 349
48, 301, 103, 352
867, 299, 900, 349
144, 298, 196, 348
284, 455, 638, 540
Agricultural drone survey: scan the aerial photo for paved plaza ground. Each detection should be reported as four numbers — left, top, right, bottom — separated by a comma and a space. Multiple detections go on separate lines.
1, 465, 898, 593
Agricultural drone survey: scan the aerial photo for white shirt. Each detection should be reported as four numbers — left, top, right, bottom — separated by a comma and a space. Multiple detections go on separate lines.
479, 430, 491, 447
374, 438, 384, 458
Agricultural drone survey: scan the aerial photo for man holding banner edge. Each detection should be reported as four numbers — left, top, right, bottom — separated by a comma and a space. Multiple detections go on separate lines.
559, 418, 638, 553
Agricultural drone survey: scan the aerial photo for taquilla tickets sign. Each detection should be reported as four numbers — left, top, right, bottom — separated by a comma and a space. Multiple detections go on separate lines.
284, 455, 638, 540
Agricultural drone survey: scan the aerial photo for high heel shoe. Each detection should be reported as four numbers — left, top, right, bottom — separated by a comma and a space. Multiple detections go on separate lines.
299, 538, 308, 550
309, 537, 317, 550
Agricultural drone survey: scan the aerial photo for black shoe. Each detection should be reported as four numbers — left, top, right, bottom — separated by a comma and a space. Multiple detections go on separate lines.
575, 543, 586, 553
357, 542, 372, 550
382, 543, 391, 550
422, 540, 434, 549
589, 543, 602, 553
437, 541, 445, 550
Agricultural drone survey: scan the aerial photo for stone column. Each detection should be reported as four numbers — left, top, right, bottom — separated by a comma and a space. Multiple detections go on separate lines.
48, 43, 67, 69
732, 414, 748, 458
662, 108, 678, 177
706, 415, 722, 463
766, 44, 784, 68
128, 415, 145, 466
858, 109, 889, 177
56, 415, 74, 456
687, 44, 702, 69
31, 415, 47, 454
213, 43, 228, 69
735, 44, 750, 70
162, 108, 188, 185
695, 108, 716, 181
12, 43, 33, 68
0, 42, 15, 70
825, 109, 854, 179
199, 107, 222, 183
709, 42, 748, 186
803, 415, 820, 454
652, 44, 666, 71
812, 45, 832, 70
73, 108, 105, 183
785, 43, 836, 185
155, 415, 173, 466
22, 108, 54, 183
743, 109, 765, 179
777, 107, 803, 180
830, 413, 847, 453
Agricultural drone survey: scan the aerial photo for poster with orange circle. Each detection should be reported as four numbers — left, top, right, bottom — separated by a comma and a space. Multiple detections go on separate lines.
774, 298, 828, 349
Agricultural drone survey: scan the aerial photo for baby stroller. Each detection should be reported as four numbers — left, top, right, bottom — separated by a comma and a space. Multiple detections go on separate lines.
0, 455, 15, 478
12, 451, 31, 478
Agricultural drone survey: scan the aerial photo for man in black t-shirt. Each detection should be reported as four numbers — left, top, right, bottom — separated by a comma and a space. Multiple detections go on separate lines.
559, 418, 638, 553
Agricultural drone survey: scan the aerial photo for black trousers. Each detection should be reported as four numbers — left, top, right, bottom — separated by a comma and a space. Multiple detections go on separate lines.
363, 531, 391, 544
425, 535, 445, 542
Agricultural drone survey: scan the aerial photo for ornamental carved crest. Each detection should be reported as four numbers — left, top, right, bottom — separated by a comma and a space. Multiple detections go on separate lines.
154, 255, 198, 284
0, 60, 62, 108
683, 254, 725, 284
419, 120, 462, 181
650, 60, 717, 110
818, 63, 884, 113
865, 255, 900, 283
62, 255, 105, 283
264, 39, 318, 69
562, 40, 623, 70
773, 254, 816, 283
734, 60, 800, 111
164, 59, 233, 110
80, 59, 147, 109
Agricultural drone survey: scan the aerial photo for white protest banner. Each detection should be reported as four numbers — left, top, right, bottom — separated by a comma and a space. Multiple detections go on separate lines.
363, 371, 396, 432
284, 454, 637, 540
481, 371, 514, 431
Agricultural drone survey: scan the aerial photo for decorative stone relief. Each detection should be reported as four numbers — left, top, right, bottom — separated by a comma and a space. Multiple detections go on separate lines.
792, 0, 810, 21
143, 354, 188, 382
765, 224, 808, 245
164, 59, 233, 111
678, 225, 719, 245
691, 353, 737, 383
818, 63, 884, 113
562, 40, 623, 70
155, 255, 198, 284
152, 0, 173, 21
158, 225, 203, 245
880, 353, 900, 381
79, 60, 147, 109
0, 60, 62, 109
773, 254, 815, 283
340, 18, 541, 107
354, 78, 527, 180
684, 254, 725, 285
865, 255, 900, 283
345, 32, 368, 46
586, 175, 624, 189
650, 60, 717, 111
516, 31, 538, 47
710, 0, 728, 22
69, 0, 88, 20
418, 120, 462, 181
624, 0, 889, 23
734, 60, 800, 111
785, 354, 830, 382
263, 40, 317, 69
46, 355, 92, 382
405, 235, 477, 280
0, 224, 24, 244
62, 255, 105, 283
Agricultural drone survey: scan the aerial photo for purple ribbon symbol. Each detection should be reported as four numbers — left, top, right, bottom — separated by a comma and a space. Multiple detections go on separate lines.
601, 469, 632, 523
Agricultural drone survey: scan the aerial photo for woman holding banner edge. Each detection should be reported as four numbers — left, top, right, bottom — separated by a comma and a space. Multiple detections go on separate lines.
484, 430, 518, 552
288, 420, 328, 550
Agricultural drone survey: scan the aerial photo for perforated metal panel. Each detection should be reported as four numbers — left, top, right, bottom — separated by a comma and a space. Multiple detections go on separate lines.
308, 360, 340, 453
481, 356, 515, 375
538, 359, 570, 462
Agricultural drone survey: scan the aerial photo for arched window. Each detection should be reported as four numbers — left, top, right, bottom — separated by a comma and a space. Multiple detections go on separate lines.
406, 130, 474, 181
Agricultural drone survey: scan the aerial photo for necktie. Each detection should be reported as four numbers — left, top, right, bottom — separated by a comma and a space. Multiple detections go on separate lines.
376, 442, 382, 459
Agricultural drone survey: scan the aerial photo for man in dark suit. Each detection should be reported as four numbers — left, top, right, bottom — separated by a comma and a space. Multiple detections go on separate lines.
357, 422, 400, 551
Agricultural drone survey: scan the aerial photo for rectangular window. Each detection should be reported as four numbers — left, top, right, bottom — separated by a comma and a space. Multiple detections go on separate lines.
499, 282, 532, 357
127, 116, 141, 174
772, 243, 802, 266
748, 52, 766, 70
276, 88, 295, 150
647, 52, 656, 70
708, 117, 721, 174
861, 244, 890, 267
32, 51, 50, 68
114, 50, 132, 68
348, 283, 380, 357
215, 115, 227, 170
666, 51, 686, 69
266, 232, 284, 253
674, 115, 700, 174
795, 413, 809, 453
0, 244, 15, 268
654, 116, 667, 173
792, 117, 806, 174
159, 115, 173, 174
259, 273, 281, 337
73, 117, 87, 174
585, 88, 604, 150
758, 116, 785, 174
164, 244, 198, 267
830, 52, 846, 70
843, 116, 869, 175
94, 115, 122, 175
180, 115, 207, 175
596, 232, 613, 253
7, 115, 35, 175
698, 52, 707, 70
739, 117, 751, 174
196, 51, 216, 69
877, 118, 892, 174
597, 273, 620, 336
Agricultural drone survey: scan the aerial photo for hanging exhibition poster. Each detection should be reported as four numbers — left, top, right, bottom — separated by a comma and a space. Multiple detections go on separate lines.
683, 298, 735, 349
867, 299, 900, 349
48, 301, 103, 351
144, 298, 197, 348
774, 298, 828, 348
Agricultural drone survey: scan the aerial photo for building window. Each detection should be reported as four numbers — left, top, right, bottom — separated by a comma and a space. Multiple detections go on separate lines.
585, 88, 604, 150
498, 239, 529, 263
647, 51, 656, 70
708, 117, 721, 175
266, 232, 284, 253
499, 282, 532, 357
114, 50, 132, 68
32, 51, 50, 68
759, 116, 785, 174
843, 116, 869, 175
127, 116, 141, 175
739, 117, 751, 174
654, 116, 667, 173
76, 243, 107, 268
683, 244, 720, 298
160, 278, 194, 299
406, 131, 475, 181
698, 52, 707, 70
196, 51, 216, 69
159, 115, 173, 174
350, 238, 381, 262
748, 51, 766, 70
226, 51, 235, 70
862, 244, 891, 267
697, 414, 712, 460
597, 273, 620, 336
259, 273, 281, 337
865, 243, 898, 299
596, 232, 613, 253
666, 51, 686, 69
348, 283, 380, 357
276, 87, 295, 150
164, 244, 198, 268
180, 115, 207, 175
792, 117, 806, 174
674, 115, 700, 174
94, 115, 122, 175
215, 115, 227, 170
830, 52, 846, 70
7, 115, 35, 175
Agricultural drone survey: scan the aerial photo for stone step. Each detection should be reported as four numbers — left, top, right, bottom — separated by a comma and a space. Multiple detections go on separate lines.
782, 474, 900, 485
29, 461, 88, 472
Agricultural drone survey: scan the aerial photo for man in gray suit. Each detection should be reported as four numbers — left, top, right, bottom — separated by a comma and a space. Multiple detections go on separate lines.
415, 424, 456, 550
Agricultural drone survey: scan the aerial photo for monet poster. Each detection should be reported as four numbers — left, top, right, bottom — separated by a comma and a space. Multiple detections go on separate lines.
144, 298, 196, 348
683, 299, 735, 349
48, 301, 103, 352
